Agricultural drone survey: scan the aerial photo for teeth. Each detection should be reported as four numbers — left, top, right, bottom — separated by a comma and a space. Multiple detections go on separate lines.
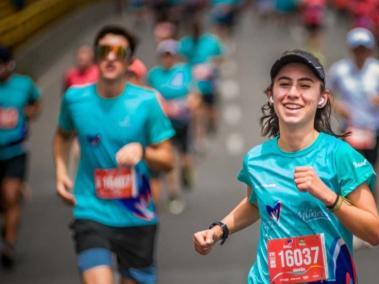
284, 104, 301, 110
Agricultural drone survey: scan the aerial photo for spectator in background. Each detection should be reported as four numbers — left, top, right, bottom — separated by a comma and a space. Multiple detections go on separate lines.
327, 30, 379, 245
148, 39, 200, 214
178, 19, 224, 151
328, 28, 379, 175
0, 45, 42, 269
63, 44, 99, 91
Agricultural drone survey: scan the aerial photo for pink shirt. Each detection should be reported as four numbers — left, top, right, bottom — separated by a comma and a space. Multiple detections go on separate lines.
63, 65, 99, 90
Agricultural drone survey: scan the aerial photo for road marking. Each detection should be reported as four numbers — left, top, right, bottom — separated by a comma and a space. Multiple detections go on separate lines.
220, 79, 240, 100
223, 104, 242, 126
226, 133, 245, 156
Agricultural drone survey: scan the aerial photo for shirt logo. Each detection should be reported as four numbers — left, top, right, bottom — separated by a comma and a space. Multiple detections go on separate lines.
171, 72, 184, 87
297, 208, 328, 222
266, 201, 281, 222
87, 134, 101, 146
353, 159, 367, 168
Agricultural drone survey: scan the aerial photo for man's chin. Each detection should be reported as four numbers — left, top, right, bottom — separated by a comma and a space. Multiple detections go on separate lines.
101, 74, 123, 82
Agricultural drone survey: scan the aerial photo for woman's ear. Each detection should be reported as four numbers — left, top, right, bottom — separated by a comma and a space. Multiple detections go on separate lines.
317, 89, 330, 109
266, 88, 273, 104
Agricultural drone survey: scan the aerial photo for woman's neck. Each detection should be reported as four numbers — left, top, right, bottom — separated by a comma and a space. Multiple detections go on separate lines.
278, 127, 319, 152
97, 77, 126, 98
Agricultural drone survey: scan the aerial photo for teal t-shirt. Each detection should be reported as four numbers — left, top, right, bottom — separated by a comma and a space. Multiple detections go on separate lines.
178, 33, 224, 66
238, 132, 375, 284
58, 83, 174, 227
178, 33, 223, 95
147, 63, 194, 121
212, 0, 241, 5
0, 74, 41, 160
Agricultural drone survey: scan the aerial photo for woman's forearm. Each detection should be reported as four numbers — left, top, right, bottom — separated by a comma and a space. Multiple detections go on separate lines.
334, 201, 379, 246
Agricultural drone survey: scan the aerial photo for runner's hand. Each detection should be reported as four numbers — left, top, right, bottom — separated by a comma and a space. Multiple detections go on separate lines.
294, 166, 336, 206
56, 172, 75, 206
116, 142, 144, 167
193, 228, 221, 255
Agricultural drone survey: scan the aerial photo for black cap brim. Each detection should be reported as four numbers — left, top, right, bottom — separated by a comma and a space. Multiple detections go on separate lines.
270, 51, 325, 84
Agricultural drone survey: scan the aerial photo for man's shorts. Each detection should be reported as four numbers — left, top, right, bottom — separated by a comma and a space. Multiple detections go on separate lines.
170, 119, 191, 154
202, 93, 218, 107
70, 219, 157, 283
0, 153, 28, 183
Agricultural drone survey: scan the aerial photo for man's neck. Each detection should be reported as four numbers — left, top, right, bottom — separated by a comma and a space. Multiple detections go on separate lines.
97, 77, 126, 98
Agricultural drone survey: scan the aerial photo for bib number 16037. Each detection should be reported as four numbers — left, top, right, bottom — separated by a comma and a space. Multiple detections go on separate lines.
277, 246, 319, 268
268, 234, 328, 283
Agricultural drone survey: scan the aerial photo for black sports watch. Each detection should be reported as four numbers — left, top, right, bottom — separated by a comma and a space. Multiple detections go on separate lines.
209, 221, 229, 245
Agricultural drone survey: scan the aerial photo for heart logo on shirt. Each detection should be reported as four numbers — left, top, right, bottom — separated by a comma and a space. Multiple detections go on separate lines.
87, 134, 101, 146
266, 201, 281, 222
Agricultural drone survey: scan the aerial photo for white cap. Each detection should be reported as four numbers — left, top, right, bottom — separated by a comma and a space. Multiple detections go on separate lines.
346, 27, 375, 49
156, 39, 178, 55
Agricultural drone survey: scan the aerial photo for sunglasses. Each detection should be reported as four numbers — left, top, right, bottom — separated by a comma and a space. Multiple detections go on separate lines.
95, 45, 130, 60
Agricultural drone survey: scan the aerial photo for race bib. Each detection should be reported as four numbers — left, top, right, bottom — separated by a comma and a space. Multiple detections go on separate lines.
0, 107, 19, 129
268, 234, 328, 283
95, 167, 138, 199
345, 127, 376, 150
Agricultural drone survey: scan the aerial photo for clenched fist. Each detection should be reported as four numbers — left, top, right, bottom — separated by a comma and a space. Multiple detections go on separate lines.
193, 226, 222, 255
116, 142, 144, 167
294, 166, 337, 206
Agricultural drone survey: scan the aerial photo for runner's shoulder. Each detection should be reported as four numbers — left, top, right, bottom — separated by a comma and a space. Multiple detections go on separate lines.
11, 73, 35, 85
126, 83, 161, 102
244, 139, 275, 161
63, 83, 96, 102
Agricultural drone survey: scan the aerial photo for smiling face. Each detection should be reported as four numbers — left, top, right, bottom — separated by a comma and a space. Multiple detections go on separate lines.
96, 34, 130, 82
270, 63, 327, 131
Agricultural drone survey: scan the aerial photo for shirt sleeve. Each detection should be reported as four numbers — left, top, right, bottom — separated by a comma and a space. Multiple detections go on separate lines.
58, 92, 75, 132
146, 95, 175, 145
28, 78, 41, 103
237, 153, 257, 204
335, 142, 376, 197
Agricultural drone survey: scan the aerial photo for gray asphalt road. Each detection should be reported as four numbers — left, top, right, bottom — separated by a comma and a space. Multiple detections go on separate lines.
1, 2, 378, 283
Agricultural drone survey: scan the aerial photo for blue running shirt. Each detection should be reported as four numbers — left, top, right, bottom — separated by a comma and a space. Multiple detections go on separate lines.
238, 132, 376, 284
147, 63, 194, 121
58, 83, 174, 227
178, 33, 224, 96
0, 74, 41, 160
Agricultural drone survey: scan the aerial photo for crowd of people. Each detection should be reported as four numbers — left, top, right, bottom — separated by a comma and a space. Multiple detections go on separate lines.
0, 0, 379, 283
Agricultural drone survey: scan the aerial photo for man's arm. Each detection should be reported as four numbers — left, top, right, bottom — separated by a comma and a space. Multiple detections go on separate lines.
25, 100, 42, 120
53, 128, 76, 205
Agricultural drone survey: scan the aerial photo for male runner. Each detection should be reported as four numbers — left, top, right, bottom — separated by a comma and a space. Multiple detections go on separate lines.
0, 45, 42, 268
54, 25, 174, 284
